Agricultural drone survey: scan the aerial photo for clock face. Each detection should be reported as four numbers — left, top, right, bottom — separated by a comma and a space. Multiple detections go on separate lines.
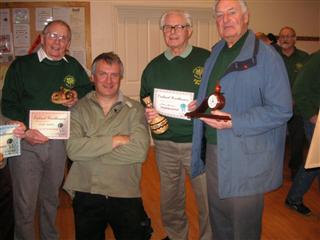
208, 94, 218, 108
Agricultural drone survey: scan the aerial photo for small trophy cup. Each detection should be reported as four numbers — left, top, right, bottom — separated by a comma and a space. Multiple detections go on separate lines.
185, 84, 231, 120
51, 86, 75, 105
142, 96, 169, 134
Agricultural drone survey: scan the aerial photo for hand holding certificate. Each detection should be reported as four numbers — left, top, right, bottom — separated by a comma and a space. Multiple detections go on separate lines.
29, 110, 70, 139
0, 124, 21, 158
153, 88, 194, 120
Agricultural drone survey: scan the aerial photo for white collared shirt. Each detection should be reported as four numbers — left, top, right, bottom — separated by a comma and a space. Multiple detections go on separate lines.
37, 47, 68, 63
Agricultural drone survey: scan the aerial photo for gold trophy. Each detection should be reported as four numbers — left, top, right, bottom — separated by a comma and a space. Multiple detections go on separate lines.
142, 96, 169, 134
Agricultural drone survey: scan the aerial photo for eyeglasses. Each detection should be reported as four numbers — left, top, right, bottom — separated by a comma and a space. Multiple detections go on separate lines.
46, 32, 69, 43
162, 24, 190, 33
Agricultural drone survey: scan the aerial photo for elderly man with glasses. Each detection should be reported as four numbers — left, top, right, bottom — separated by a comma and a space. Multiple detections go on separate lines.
1, 20, 92, 239
140, 10, 212, 240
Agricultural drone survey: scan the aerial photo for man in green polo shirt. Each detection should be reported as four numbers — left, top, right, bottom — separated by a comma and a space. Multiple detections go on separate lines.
140, 10, 211, 240
278, 26, 309, 179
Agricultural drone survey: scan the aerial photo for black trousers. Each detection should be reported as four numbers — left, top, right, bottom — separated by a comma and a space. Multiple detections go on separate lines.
0, 164, 14, 240
287, 114, 306, 174
73, 191, 152, 240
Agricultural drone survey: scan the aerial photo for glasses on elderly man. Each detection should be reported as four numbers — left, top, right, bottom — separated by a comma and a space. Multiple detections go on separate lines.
162, 24, 190, 33
46, 32, 69, 43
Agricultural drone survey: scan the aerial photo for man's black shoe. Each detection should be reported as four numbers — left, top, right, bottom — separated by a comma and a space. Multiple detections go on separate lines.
285, 199, 311, 216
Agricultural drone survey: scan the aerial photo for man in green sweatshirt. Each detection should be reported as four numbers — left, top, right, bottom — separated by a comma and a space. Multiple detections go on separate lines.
140, 10, 211, 240
278, 26, 309, 179
1, 20, 92, 239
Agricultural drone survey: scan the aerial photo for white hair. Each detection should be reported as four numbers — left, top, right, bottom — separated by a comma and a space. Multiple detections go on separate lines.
159, 10, 193, 29
213, 0, 248, 17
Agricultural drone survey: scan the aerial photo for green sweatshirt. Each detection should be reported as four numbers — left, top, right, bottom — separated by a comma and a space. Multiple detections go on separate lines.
1, 52, 92, 126
280, 48, 309, 87
140, 46, 210, 142
292, 50, 320, 120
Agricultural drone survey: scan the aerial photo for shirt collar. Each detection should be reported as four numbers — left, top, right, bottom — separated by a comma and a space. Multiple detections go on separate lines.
90, 91, 132, 109
164, 44, 193, 60
37, 47, 68, 62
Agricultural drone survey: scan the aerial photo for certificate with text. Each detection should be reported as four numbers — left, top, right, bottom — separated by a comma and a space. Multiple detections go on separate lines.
29, 110, 70, 139
153, 88, 194, 120
0, 124, 21, 158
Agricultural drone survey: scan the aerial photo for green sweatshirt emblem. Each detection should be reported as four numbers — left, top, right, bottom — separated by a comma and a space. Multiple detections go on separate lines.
193, 66, 204, 86
64, 75, 76, 89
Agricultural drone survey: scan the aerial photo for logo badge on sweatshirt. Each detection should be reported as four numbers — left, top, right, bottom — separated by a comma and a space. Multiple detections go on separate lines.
64, 75, 76, 89
193, 66, 204, 86
294, 62, 304, 73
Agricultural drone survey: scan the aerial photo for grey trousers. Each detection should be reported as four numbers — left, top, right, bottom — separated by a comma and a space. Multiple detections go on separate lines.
154, 140, 212, 240
9, 140, 66, 240
206, 144, 264, 240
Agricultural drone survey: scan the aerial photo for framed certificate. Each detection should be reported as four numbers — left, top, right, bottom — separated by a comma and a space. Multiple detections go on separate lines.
0, 124, 21, 158
153, 88, 194, 120
29, 110, 70, 139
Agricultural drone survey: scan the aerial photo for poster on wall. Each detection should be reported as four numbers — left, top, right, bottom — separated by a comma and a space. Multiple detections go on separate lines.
13, 23, 30, 47
69, 8, 86, 67
0, 9, 11, 34
0, 33, 14, 63
36, 8, 53, 31
0, 9, 14, 63
51, 7, 86, 66
12, 8, 29, 24
52, 7, 69, 23
14, 47, 28, 56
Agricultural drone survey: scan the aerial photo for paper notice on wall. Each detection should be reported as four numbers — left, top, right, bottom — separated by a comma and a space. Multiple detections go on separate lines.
53, 7, 70, 24
69, 49, 86, 67
12, 8, 29, 24
36, 8, 53, 31
0, 9, 11, 34
69, 8, 85, 49
0, 33, 14, 63
13, 24, 30, 47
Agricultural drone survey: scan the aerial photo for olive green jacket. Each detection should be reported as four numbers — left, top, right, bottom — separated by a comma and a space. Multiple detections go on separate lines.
64, 91, 150, 198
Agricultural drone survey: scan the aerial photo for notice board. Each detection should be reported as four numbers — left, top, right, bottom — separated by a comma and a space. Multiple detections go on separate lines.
0, 1, 91, 70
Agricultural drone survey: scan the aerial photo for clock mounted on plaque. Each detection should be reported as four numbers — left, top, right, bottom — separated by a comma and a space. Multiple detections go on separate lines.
185, 84, 231, 121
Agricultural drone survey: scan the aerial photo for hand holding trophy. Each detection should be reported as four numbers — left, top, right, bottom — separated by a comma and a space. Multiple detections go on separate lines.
185, 84, 231, 120
51, 86, 75, 104
142, 96, 169, 134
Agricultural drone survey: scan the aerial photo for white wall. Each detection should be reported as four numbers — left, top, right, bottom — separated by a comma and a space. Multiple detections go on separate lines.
3, 0, 320, 55
2, 0, 320, 98
88, 0, 320, 56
